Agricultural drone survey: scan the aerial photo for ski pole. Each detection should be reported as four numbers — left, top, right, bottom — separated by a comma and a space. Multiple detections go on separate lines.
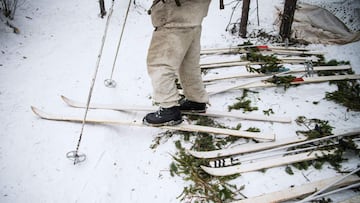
104, 0, 132, 88
67, 0, 115, 165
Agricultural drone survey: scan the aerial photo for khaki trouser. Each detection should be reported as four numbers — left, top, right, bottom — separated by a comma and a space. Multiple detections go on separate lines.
147, 26, 208, 108
147, 0, 210, 108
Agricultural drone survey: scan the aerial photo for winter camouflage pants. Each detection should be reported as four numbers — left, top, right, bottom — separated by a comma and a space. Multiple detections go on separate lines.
146, 26, 209, 108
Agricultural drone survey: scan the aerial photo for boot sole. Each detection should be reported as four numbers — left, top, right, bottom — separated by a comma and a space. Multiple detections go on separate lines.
181, 110, 206, 113
143, 119, 183, 127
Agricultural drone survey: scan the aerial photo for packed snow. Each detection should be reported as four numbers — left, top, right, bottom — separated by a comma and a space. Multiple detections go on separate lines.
0, 0, 359, 202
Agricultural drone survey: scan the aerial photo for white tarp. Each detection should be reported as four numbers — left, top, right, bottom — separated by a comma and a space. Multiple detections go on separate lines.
291, 3, 360, 44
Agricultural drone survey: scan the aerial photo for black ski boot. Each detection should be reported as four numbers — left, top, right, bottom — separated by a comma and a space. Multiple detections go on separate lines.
143, 106, 183, 126
179, 99, 206, 113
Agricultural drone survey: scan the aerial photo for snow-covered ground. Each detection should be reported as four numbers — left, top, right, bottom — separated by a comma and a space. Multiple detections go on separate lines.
0, 0, 359, 202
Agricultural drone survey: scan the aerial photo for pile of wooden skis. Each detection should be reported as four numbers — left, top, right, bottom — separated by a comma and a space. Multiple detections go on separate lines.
199, 45, 360, 95
188, 128, 360, 202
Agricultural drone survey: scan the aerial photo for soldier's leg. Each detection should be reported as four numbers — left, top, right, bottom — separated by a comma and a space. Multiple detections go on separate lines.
144, 27, 194, 126
178, 26, 209, 104
146, 27, 193, 108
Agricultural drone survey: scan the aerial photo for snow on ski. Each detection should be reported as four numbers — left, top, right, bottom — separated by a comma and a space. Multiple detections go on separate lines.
61, 95, 292, 123
200, 150, 335, 176
31, 106, 275, 140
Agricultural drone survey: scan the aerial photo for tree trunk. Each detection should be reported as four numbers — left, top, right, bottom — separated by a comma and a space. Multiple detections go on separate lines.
219, 0, 224, 9
240, 0, 251, 38
279, 0, 297, 40
99, 0, 107, 18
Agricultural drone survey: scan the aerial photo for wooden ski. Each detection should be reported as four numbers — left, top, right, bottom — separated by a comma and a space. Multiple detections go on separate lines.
188, 136, 307, 159
203, 65, 351, 82
207, 74, 360, 95
200, 56, 320, 69
233, 175, 360, 203
61, 96, 292, 123
191, 129, 360, 159
31, 106, 275, 140
200, 46, 324, 55
200, 150, 335, 176
201, 61, 255, 69
201, 45, 311, 54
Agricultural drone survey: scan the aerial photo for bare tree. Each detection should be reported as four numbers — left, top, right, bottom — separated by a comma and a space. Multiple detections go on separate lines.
240, 0, 250, 38
279, 0, 297, 41
1, 0, 19, 19
99, 0, 106, 18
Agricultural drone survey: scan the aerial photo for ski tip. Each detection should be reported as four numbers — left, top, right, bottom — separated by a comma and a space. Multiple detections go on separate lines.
187, 149, 202, 158
200, 165, 212, 174
31, 106, 50, 119
187, 149, 220, 159
60, 95, 80, 107
251, 133, 276, 141
200, 165, 231, 177
31, 106, 41, 116
60, 95, 70, 103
